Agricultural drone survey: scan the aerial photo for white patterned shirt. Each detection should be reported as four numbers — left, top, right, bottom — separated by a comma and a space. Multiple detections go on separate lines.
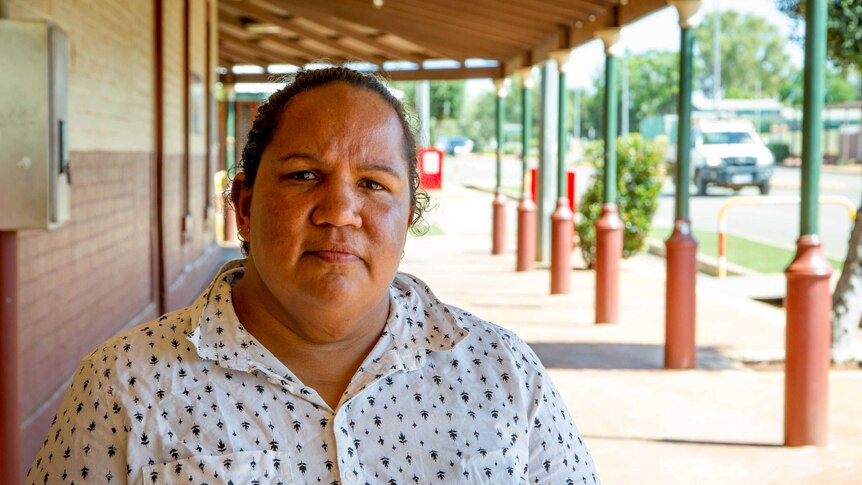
27, 260, 599, 485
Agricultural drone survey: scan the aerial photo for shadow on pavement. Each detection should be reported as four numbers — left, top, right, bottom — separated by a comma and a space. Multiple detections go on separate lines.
582, 434, 782, 448
529, 342, 736, 370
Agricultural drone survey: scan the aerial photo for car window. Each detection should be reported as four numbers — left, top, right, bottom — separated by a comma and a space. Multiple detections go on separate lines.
702, 131, 755, 144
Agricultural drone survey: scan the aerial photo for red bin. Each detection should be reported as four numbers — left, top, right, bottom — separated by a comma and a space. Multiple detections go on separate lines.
530, 168, 576, 213
418, 147, 444, 190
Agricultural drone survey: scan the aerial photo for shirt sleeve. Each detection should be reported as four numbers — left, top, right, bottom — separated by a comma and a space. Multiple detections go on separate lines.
26, 357, 129, 484
526, 364, 600, 484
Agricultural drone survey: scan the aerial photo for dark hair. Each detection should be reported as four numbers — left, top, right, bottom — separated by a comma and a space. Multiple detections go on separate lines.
231, 66, 431, 255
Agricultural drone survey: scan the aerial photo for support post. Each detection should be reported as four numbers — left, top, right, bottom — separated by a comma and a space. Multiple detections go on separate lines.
416, 79, 431, 147
594, 28, 623, 323
224, 83, 238, 244
666, 1, 702, 369
785, 0, 831, 447
516, 67, 537, 271
492, 78, 509, 255
536, 62, 558, 262
549, 50, 573, 293
0, 231, 21, 484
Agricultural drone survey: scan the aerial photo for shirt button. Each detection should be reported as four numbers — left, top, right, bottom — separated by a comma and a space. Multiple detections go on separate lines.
267, 377, 280, 386
344, 474, 357, 484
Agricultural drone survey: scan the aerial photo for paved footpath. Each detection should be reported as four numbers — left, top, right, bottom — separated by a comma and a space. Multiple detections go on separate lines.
400, 183, 862, 485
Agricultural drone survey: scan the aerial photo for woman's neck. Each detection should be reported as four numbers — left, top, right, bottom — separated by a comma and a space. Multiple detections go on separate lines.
231, 264, 391, 409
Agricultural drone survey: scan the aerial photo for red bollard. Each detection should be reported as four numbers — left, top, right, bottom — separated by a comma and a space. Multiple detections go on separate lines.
784, 235, 832, 447
595, 204, 623, 324
550, 198, 573, 293
492, 190, 507, 255
516, 197, 537, 271
665, 219, 698, 369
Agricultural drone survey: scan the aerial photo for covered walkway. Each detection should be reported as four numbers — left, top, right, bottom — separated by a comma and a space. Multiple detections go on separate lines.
400, 181, 862, 484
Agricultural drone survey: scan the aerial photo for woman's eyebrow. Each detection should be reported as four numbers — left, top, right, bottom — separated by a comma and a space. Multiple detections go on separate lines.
273, 153, 403, 178
273, 152, 320, 164
360, 161, 403, 178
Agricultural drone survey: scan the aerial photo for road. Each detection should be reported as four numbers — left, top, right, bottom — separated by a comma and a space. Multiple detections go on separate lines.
654, 165, 861, 260
443, 155, 860, 261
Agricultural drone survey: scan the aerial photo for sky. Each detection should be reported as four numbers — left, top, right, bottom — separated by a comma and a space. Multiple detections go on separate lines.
466, 0, 804, 96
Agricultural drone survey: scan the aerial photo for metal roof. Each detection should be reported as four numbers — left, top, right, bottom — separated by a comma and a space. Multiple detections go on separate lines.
217, 0, 670, 83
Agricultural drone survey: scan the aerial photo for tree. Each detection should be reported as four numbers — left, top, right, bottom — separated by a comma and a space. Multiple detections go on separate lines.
622, 50, 679, 131
779, 64, 861, 106
695, 11, 792, 99
780, 0, 862, 363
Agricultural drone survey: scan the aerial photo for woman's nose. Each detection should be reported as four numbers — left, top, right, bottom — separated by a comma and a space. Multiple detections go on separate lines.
310, 183, 363, 228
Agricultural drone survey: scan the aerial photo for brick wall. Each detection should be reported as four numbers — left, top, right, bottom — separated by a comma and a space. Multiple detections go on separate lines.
4, 0, 220, 471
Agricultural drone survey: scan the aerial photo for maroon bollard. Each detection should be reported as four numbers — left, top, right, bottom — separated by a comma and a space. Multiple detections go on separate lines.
665, 218, 698, 369
595, 204, 623, 323
784, 235, 832, 446
492, 190, 507, 255
550, 198, 574, 293
516, 197, 537, 271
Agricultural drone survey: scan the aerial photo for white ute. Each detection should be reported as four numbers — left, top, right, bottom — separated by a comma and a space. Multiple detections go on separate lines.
690, 119, 775, 195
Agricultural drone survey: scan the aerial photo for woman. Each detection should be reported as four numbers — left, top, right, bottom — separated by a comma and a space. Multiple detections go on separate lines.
27, 67, 599, 484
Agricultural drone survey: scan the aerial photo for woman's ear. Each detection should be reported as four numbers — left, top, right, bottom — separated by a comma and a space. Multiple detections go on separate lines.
231, 173, 252, 240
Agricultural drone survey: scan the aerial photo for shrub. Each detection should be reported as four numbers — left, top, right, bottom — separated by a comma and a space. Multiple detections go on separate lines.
576, 135, 664, 267
767, 142, 791, 164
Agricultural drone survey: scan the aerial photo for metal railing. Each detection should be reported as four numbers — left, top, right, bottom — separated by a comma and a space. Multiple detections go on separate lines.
717, 195, 857, 277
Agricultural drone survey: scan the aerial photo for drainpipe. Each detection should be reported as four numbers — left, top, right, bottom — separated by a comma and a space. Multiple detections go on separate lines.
0, 231, 21, 481
0, 2, 22, 480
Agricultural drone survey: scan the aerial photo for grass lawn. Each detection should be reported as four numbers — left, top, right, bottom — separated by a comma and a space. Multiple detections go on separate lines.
650, 226, 843, 273
425, 223, 445, 236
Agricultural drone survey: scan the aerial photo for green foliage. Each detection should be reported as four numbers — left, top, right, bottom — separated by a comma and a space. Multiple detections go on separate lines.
576, 135, 665, 266
623, 50, 680, 131
695, 11, 792, 99
779, 0, 862, 72
767, 141, 791, 164
779, 66, 861, 105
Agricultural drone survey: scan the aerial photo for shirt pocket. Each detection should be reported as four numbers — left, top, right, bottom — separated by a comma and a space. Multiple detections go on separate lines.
140, 450, 294, 485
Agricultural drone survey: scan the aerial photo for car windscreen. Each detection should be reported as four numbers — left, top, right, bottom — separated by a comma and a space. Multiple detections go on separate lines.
702, 131, 756, 144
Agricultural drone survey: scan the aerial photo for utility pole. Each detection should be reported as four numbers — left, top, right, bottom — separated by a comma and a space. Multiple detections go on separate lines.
713, 11, 721, 114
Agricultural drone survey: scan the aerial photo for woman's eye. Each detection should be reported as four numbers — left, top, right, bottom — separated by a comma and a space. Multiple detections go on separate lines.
361, 179, 385, 191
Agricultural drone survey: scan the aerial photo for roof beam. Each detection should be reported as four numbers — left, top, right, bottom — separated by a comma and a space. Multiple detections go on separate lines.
222, 0, 386, 62
260, 0, 428, 63
377, 0, 545, 44
270, 0, 511, 59
220, 65, 503, 83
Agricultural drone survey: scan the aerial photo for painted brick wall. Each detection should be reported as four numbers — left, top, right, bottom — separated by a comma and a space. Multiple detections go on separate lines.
5, 0, 220, 471
7, 0, 157, 428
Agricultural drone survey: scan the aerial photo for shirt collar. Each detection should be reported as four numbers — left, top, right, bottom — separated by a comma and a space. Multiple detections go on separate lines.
187, 259, 255, 371
186, 260, 470, 372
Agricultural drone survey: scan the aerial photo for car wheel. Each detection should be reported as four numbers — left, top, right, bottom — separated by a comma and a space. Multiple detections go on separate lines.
759, 180, 771, 195
694, 171, 708, 196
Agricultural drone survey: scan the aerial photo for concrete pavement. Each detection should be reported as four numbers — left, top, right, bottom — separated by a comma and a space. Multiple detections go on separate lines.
400, 182, 862, 485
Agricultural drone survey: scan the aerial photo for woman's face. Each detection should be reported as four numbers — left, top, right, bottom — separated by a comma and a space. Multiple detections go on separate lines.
235, 83, 412, 315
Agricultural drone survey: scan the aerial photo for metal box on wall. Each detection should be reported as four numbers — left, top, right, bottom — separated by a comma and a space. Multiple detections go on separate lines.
0, 19, 70, 230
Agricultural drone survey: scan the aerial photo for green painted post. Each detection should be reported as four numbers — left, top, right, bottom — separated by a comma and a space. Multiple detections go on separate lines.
603, 55, 618, 204
676, 27, 694, 220
557, 70, 567, 199
496, 90, 504, 191
226, 89, 236, 173
522, 76, 531, 196
800, 0, 826, 236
